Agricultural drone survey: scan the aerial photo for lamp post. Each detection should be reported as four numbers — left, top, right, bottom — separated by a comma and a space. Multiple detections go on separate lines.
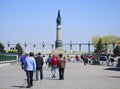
33, 44, 36, 53
88, 41, 90, 54
79, 44, 81, 52
52, 44, 54, 51
7, 41, 10, 50
42, 42, 45, 54
104, 41, 107, 54
70, 41, 72, 53
24, 42, 27, 53
112, 42, 115, 55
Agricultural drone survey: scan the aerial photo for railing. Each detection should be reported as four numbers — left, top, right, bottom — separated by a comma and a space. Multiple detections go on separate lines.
3, 42, 117, 54
0, 54, 18, 63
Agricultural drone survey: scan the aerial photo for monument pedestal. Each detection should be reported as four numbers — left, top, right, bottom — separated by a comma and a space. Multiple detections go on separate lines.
51, 48, 68, 58
55, 40, 63, 49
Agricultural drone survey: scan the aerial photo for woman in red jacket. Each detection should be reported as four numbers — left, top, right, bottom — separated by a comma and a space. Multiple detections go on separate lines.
51, 55, 58, 79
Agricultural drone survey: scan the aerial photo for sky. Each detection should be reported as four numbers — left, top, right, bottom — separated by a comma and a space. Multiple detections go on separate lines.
0, 0, 120, 52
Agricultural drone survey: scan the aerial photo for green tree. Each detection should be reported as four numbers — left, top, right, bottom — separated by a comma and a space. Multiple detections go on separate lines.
102, 35, 120, 42
114, 45, 120, 56
15, 43, 23, 56
94, 38, 104, 64
92, 36, 101, 48
0, 42, 5, 53
94, 38, 104, 53
92, 35, 120, 50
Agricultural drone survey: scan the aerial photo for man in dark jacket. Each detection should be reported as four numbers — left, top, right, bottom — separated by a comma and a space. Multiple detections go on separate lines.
35, 52, 43, 80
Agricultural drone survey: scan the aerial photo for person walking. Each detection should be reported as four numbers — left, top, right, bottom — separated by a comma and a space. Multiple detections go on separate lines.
35, 52, 44, 80
24, 52, 36, 88
83, 54, 88, 66
43, 55, 47, 67
58, 54, 66, 80
47, 54, 52, 68
20, 54, 26, 70
51, 55, 58, 79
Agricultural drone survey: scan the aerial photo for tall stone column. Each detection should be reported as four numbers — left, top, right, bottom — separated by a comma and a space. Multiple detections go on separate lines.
55, 10, 63, 49
52, 10, 68, 58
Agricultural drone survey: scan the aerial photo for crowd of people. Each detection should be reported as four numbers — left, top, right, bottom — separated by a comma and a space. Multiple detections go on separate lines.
67, 54, 93, 65
20, 52, 119, 88
20, 52, 66, 88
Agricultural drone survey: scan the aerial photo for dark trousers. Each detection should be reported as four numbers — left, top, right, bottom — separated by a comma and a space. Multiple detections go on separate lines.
36, 68, 43, 80
48, 62, 51, 67
59, 68, 65, 80
26, 71, 33, 87
21, 63, 24, 69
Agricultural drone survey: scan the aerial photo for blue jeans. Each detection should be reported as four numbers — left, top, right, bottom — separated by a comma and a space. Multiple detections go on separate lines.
51, 66, 57, 78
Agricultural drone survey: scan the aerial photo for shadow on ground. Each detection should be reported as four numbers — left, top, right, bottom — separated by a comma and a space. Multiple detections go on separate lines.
107, 76, 120, 78
104, 67, 120, 71
11, 85, 26, 88
44, 76, 59, 80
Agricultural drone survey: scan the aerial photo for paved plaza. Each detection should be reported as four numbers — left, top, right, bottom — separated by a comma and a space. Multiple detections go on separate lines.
0, 62, 120, 89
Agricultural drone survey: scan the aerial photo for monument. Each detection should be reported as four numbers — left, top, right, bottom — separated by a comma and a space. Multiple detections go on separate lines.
51, 10, 68, 57
55, 9, 63, 49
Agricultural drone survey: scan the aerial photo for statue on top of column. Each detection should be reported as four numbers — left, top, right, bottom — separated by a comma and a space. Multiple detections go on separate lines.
56, 9, 61, 25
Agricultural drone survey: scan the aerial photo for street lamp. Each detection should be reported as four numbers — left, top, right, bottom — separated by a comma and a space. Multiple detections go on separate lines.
70, 41, 72, 53
112, 42, 115, 55
33, 44, 36, 48
88, 41, 90, 54
104, 40, 107, 54
42, 42, 45, 54
52, 44, 54, 51
79, 44, 81, 52
7, 41, 10, 50
24, 42, 27, 53
33, 44, 36, 53
42, 42, 45, 49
